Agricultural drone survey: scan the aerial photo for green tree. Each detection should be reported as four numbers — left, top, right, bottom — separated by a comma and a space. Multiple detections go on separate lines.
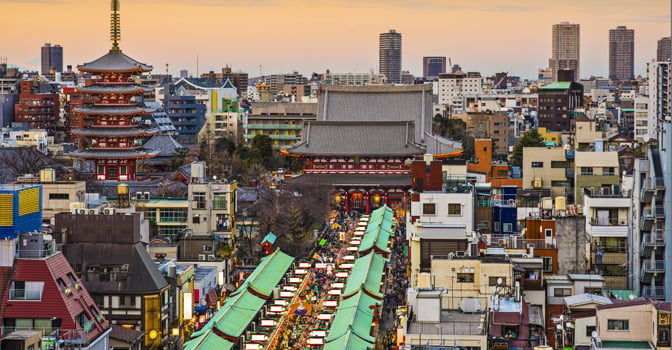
251, 134, 274, 167
510, 129, 546, 168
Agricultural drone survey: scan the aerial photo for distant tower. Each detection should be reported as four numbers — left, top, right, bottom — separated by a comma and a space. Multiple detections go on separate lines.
41, 43, 63, 75
609, 26, 634, 81
71, 0, 159, 181
379, 29, 402, 84
422, 57, 447, 80
550, 22, 580, 82
658, 37, 671, 62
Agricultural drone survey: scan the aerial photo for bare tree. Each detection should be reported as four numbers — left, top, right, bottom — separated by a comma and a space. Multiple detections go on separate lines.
0, 148, 62, 182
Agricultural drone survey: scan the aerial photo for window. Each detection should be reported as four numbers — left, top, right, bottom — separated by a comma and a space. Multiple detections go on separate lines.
497, 170, 508, 176
553, 287, 572, 297
213, 193, 227, 210
159, 208, 188, 223
602, 167, 615, 176
423, 203, 436, 215
203, 245, 213, 252
448, 203, 461, 216
551, 161, 566, 168
545, 228, 552, 237
585, 287, 602, 295
494, 222, 500, 232
49, 193, 69, 200
607, 319, 629, 331
457, 273, 474, 283
97, 165, 105, 175
489, 277, 506, 286
90, 305, 101, 321
67, 273, 79, 289
120, 166, 127, 175
92, 295, 104, 307
192, 192, 206, 209
77, 312, 90, 328
503, 223, 513, 233
586, 325, 597, 337
531, 162, 543, 168
542, 257, 553, 272
192, 215, 200, 224
503, 325, 519, 338
9, 281, 44, 301
56, 278, 69, 294
581, 167, 594, 176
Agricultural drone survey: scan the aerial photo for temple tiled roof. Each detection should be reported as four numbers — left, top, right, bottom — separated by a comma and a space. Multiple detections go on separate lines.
71, 126, 159, 137
77, 85, 153, 94
142, 135, 185, 158
78, 51, 152, 73
73, 106, 150, 115
285, 121, 425, 156
69, 148, 160, 159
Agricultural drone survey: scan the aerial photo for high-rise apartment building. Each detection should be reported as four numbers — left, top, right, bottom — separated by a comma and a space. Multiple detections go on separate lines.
609, 26, 634, 81
41, 43, 63, 75
657, 37, 671, 62
422, 56, 446, 80
379, 29, 402, 84
550, 22, 580, 82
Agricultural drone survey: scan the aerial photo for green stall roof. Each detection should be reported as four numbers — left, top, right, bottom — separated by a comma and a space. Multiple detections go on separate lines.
325, 290, 381, 345
342, 252, 387, 298
323, 330, 375, 350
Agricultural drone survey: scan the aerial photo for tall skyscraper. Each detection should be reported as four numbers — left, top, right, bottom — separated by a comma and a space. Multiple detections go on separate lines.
41, 43, 63, 75
550, 22, 580, 82
658, 37, 671, 62
422, 56, 446, 80
609, 26, 635, 81
379, 29, 402, 84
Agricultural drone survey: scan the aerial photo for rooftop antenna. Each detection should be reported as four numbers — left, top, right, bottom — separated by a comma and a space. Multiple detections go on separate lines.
110, 0, 121, 53
196, 55, 199, 77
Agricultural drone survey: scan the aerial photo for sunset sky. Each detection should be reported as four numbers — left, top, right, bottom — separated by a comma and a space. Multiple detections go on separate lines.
0, 0, 669, 79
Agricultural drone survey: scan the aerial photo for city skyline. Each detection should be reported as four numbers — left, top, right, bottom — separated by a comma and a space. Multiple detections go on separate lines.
0, 0, 668, 79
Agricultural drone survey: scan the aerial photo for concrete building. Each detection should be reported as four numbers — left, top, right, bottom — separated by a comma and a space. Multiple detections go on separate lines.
537, 80, 584, 132
594, 300, 670, 349
634, 95, 649, 141
423, 56, 446, 80
522, 147, 571, 199
14, 80, 59, 133
437, 72, 483, 113
41, 43, 63, 75
320, 70, 387, 86
455, 112, 509, 157
658, 37, 671, 62
608, 26, 635, 81
245, 102, 317, 149
379, 29, 402, 84
551, 22, 580, 82
574, 151, 620, 206
647, 60, 669, 141
583, 188, 629, 289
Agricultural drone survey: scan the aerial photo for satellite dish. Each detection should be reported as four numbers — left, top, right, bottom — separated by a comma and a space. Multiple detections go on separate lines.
497, 277, 503, 286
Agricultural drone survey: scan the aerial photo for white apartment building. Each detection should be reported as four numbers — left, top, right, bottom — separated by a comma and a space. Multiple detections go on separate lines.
438, 72, 482, 112
634, 95, 649, 141
647, 60, 669, 140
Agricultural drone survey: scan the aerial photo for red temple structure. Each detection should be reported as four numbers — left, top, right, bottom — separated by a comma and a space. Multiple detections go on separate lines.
70, 0, 158, 181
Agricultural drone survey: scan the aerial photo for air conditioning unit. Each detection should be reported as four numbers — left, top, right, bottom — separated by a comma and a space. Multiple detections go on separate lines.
198, 254, 206, 261
208, 255, 216, 261
88, 209, 98, 215
136, 192, 143, 200
77, 209, 87, 215
143, 192, 150, 201
71, 208, 80, 214
103, 208, 116, 215
456, 251, 466, 257
533, 177, 542, 189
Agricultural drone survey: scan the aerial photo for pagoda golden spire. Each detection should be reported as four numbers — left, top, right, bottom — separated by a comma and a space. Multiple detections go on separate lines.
110, 0, 121, 53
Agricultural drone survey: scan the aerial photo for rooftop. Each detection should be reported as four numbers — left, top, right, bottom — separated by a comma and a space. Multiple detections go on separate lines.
78, 51, 152, 73
538, 82, 572, 90
406, 310, 484, 335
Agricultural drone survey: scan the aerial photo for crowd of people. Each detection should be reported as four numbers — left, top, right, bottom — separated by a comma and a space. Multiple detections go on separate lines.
381, 221, 409, 350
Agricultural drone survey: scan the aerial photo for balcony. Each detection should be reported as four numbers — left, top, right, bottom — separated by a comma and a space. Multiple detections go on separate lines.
641, 260, 665, 282
640, 179, 654, 203
640, 232, 665, 258
655, 205, 665, 218
521, 279, 543, 291
640, 210, 654, 232
589, 218, 628, 237
642, 286, 665, 299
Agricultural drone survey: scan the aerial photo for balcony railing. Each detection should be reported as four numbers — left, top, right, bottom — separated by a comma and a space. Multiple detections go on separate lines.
642, 286, 665, 299
8, 287, 43, 301
655, 205, 665, 218
590, 217, 625, 226
642, 260, 666, 272
641, 179, 654, 203
642, 232, 665, 246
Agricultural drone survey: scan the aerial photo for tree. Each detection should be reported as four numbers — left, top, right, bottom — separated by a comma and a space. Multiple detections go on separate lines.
510, 129, 546, 167
251, 134, 274, 167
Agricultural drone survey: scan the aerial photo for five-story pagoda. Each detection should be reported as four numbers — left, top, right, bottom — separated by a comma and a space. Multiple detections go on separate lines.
70, 0, 159, 181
